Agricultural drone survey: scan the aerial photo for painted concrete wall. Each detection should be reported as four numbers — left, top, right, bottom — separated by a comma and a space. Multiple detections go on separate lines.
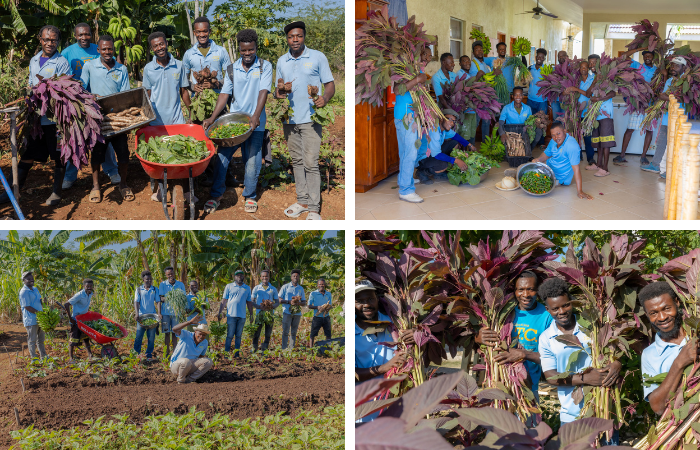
406, 0, 569, 68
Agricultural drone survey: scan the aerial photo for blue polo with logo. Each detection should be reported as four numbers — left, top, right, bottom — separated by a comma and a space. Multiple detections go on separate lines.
182, 40, 231, 94
142, 53, 189, 125
220, 56, 273, 132
79, 57, 130, 96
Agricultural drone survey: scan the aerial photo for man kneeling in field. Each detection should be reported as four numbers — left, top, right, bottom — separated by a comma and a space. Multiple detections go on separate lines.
170, 315, 213, 384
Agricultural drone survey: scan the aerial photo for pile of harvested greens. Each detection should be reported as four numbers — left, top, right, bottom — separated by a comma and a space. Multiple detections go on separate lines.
536, 58, 586, 145
520, 171, 553, 194
441, 73, 501, 123
447, 149, 499, 186
137, 134, 209, 165
209, 123, 250, 139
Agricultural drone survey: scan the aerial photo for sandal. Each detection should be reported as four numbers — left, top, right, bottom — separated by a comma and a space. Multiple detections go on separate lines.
640, 156, 650, 165
306, 212, 322, 220
585, 163, 599, 171
594, 169, 610, 177
119, 186, 135, 202
284, 202, 308, 218
89, 189, 101, 203
203, 199, 220, 213
612, 156, 627, 166
244, 199, 257, 213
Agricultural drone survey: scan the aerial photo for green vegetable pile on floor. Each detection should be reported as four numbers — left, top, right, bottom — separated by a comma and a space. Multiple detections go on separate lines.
209, 123, 250, 139
164, 289, 188, 322
520, 171, 553, 194
36, 308, 61, 333
447, 149, 500, 186
480, 125, 505, 162
83, 319, 122, 338
137, 135, 209, 165
189, 89, 219, 123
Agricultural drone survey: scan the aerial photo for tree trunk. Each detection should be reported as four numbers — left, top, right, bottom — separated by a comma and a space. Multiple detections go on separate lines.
179, 231, 188, 283
169, 239, 177, 276
194, 0, 200, 18
134, 232, 150, 272
152, 231, 161, 275
227, 38, 235, 62
184, 2, 194, 46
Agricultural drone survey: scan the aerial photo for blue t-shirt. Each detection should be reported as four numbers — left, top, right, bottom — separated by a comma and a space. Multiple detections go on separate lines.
432, 69, 456, 98
170, 329, 208, 365
158, 280, 187, 316
630, 60, 657, 83
134, 285, 158, 315
641, 334, 687, 400
220, 56, 273, 132
61, 43, 99, 80
468, 57, 492, 78
544, 134, 581, 186
355, 311, 395, 423
417, 128, 456, 162
512, 302, 553, 398
19, 286, 42, 327
497, 57, 516, 92
142, 53, 189, 125
223, 282, 251, 318
528, 65, 545, 102
578, 75, 595, 117
68, 289, 93, 318
662, 78, 673, 126
500, 102, 532, 125
394, 69, 423, 120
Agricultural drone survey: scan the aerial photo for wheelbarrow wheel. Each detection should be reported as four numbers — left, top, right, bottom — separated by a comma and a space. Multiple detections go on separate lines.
173, 185, 185, 220
101, 344, 119, 359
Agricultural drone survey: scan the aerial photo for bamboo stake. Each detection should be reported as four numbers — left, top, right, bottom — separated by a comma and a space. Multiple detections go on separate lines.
674, 123, 692, 219
690, 134, 700, 220
664, 98, 678, 219
20, 378, 24, 393
668, 110, 687, 219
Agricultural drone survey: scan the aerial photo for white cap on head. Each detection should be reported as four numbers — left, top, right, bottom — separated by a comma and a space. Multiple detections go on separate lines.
355, 280, 376, 294
671, 56, 687, 66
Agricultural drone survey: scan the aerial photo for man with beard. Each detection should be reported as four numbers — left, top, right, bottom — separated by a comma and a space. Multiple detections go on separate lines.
538, 278, 621, 430
551, 51, 569, 122
355, 280, 415, 423
639, 281, 700, 414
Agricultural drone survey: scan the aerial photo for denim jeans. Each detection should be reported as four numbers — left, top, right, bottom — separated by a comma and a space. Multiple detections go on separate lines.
551, 101, 564, 122
282, 313, 302, 349
583, 135, 595, 163
476, 117, 491, 142
394, 116, 440, 196
211, 130, 264, 199
225, 316, 246, 355
253, 318, 273, 351
133, 323, 156, 358
64, 142, 119, 182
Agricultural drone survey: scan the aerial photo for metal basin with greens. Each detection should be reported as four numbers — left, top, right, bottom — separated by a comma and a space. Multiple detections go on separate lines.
205, 112, 253, 147
516, 162, 556, 196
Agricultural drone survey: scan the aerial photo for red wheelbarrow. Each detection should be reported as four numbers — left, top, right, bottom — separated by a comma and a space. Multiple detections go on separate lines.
75, 312, 129, 359
135, 124, 217, 220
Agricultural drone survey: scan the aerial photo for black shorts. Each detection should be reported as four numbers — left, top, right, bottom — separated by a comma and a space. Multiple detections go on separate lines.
591, 118, 616, 148
310, 315, 331, 340
22, 124, 64, 167
70, 321, 88, 344
418, 156, 450, 173
91, 134, 129, 166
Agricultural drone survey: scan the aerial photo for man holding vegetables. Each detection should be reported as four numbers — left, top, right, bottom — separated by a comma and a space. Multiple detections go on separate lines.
185, 280, 209, 332
170, 315, 213, 384
638, 282, 700, 415
308, 278, 332, 347
133, 270, 158, 361
202, 28, 273, 215
64, 278, 95, 362
19, 271, 48, 360
415, 109, 474, 185
279, 269, 307, 350
159, 267, 186, 356
183, 17, 230, 95
0, 26, 71, 207
275, 21, 335, 220
498, 87, 536, 145
249, 269, 279, 352
218, 270, 251, 358
79, 35, 134, 203
468, 40, 499, 142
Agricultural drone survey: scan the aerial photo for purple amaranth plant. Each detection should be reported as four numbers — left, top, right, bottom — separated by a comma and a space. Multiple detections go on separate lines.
537, 59, 586, 146
441, 73, 501, 123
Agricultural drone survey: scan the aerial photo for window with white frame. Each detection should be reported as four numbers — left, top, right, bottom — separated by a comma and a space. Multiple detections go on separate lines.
450, 18, 464, 57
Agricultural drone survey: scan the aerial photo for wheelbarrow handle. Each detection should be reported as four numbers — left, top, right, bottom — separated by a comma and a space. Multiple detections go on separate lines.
0, 167, 24, 220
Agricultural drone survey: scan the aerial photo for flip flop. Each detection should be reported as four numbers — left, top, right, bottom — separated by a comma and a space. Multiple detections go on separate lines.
203, 199, 220, 213
284, 202, 308, 218
89, 189, 102, 203
244, 199, 257, 213
585, 164, 599, 171
119, 186, 135, 202
306, 212, 322, 220
594, 169, 610, 177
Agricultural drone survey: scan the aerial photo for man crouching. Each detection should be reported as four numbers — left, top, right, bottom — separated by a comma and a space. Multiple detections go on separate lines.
170, 315, 213, 384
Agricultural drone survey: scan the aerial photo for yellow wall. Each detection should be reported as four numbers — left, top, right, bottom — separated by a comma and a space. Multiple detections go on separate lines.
406, 0, 569, 68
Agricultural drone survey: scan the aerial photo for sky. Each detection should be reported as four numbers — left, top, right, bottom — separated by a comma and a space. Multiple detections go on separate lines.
206, 0, 342, 18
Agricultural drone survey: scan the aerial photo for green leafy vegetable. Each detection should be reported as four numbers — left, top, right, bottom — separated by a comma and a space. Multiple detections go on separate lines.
210, 123, 251, 139
36, 308, 61, 333
83, 319, 122, 338
140, 318, 158, 327
164, 289, 188, 322
447, 150, 500, 186
520, 171, 553, 194
137, 134, 209, 165
189, 89, 219, 122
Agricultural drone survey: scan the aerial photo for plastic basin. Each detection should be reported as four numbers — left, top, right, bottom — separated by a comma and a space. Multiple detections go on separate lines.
75, 311, 128, 345
135, 124, 217, 179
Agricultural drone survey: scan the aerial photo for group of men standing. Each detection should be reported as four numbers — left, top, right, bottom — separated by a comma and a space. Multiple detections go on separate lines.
1, 17, 335, 220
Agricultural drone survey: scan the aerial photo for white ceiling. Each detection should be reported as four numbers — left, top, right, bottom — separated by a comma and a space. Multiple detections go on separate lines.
569, 0, 700, 14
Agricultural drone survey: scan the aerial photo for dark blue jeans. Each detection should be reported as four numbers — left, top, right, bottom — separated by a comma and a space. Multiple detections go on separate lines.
583, 135, 595, 164
211, 130, 264, 200
477, 117, 491, 141
133, 323, 156, 358
225, 316, 246, 356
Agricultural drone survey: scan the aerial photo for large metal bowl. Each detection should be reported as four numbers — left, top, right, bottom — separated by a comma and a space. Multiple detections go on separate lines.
516, 162, 556, 196
205, 112, 253, 147
137, 313, 162, 330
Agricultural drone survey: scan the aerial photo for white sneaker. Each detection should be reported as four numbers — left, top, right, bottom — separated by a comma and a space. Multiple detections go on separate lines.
414, 178, 421, 184
109, 173, 121, 184
399, 192, 424, 203
61, 179, 75, 190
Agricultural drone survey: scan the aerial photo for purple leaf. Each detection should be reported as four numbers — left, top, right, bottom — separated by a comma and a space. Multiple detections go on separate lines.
545, 417, 614, 449
356, 374, 407, 406
454, 407, 526, 438
355, 417, 454, 450
554, 334, 583, 348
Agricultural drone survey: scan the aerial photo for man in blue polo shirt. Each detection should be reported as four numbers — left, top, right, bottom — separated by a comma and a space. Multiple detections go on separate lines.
498, 87, 536, 145
433, 53, 457, 110
185, 279, 209, 331
80, 35, 134, 204
275, 21, 335, 220
278, 269, 307, 350
64, 278, 95, 361
133, 270, 158, 360
0, 26, 71, 207
159, 266, 187, 356
170, 316, 212, 384
493, 42, 515, 95
143, 32, 191, 126
62, 23, 120, 191
416, 109, 473, 184
531, 121, 592, 199
183, 17, 231, 95
19, 271, 47, 360
528, 48, 549, 148
202, 28, 272, 215
249, 269, 279, 351
218, 270, 251, 358
308, 278, 332, 346
468, 40, 497, 143
638, 282, 700, 414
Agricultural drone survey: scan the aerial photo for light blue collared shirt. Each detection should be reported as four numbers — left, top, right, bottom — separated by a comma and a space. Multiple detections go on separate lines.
641, 333, 687, 400
19, 285, 42, 327
142, 53, 189, 125
28, 51, 72, 125
500, 101, 533, 125
528, 64, 545, 102
355, 311, 395, 423
134, 285, 158, 315
182, 40, 232, 94
544, 134, 581, 186
223, 282, 251, 318
220, 56, 273, 132
274, 46, 334, 124
79, 57, 130, 97
251, 283, 279, 314
578, 74, 595, 117
158, 280, 186, 316
278, 282, 306, 316
308, 290, 332, 317
170, 329, 208, 365
68, 289, 93, 318
431, 69, 456, 98
468, 57, 492, 78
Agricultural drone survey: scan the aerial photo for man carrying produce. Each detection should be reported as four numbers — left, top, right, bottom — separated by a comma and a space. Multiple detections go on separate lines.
170, 315, 213, 384
538, 278, 622, 432
133, 270, 158, 361
455, 55, 478, 142
468, 40, 498, 142
638, 282, 700, 414
494, 42, 515, 95
217, 270, 251, 358
278, 268, 307, 350
19, 271, 48, 360
527, 49, 549, 149
64, 278, 95, 361
80, 35, 134, 203
62, 23, 120, 191
275, 21, 335, 220
308, 278, 332, 347
249, 269, 279, 352
202, 28, 272, 215
183, 17, 230, 95
550, 51, 569, 122
432, 53, 457, 110
498, 87, 534, 143
0, 26, 71, 207
159, 266, 186, 356
415, 109, 474, 185
185, 280, 209, 332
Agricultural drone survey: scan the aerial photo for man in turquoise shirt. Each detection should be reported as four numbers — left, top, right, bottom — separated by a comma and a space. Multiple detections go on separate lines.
19, 271, 47, 359
498, 87, 535, 145
202, 29, 272, 215
64, 278, 95, 361
159, 266, 187, 355
80, 35, 134, 204
249, 269, 279, 351
278, 269, 307, 349
275, 21, 335, 220
218, 270, 251, 357
62, 23, 119, 190
527, 48, 549, 148
170, 318, 212, 384
432, 53, 457, 110
308, 278, 332, 346
468, 40, 497, 143
142, 32, 191, 126
133, 270, 158, 360
638, 282, 700, 414
493, 42, 515, 94
183, 17, 231, 95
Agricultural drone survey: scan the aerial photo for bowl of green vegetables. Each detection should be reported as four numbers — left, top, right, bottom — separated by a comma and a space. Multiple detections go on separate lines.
205, 112, 253, 147
516, 162, 556, 196
137, 313, 162, 330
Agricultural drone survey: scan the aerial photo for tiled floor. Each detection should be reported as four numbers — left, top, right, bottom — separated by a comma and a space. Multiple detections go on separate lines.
356, 152, 670, 220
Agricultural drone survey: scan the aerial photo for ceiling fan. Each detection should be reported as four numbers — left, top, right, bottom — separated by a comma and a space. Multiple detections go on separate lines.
517, 0, 558, 20
562, 24, 581, 43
